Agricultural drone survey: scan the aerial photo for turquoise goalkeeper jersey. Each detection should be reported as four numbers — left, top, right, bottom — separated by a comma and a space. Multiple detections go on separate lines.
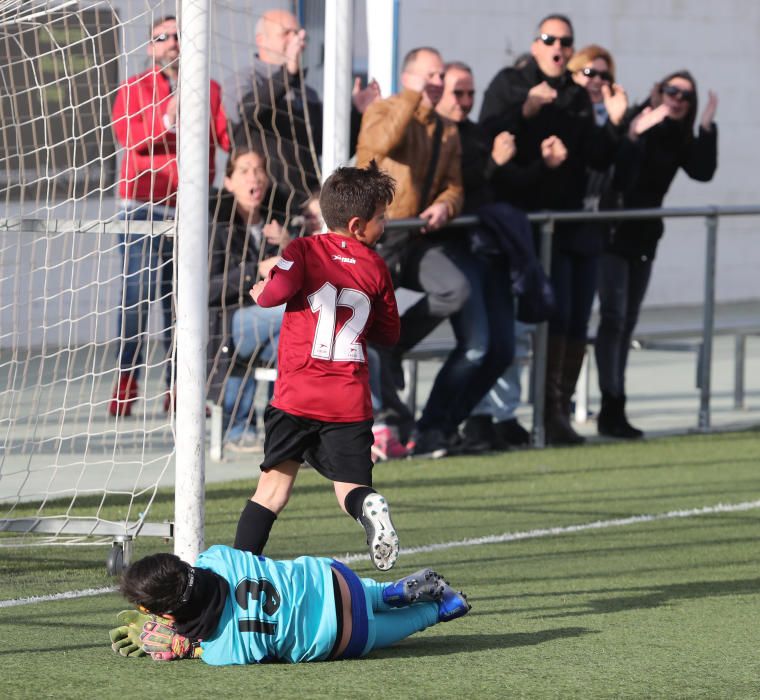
195, 545, 337, 665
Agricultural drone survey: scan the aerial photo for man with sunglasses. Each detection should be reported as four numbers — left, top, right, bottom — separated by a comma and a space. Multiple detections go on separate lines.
109, 16, 230, 418
479, 13, 624, 446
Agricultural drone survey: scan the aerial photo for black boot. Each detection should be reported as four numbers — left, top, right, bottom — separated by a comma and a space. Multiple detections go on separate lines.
461, 415, 496, 452
597, 393, 643, 439
492, 418, 531, 447
544, 335, 585, 446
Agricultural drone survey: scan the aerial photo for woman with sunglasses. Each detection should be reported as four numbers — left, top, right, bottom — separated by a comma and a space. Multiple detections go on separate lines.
594, 70, 718, 439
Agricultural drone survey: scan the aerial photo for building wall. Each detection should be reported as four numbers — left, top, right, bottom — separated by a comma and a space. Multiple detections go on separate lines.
395, 0, 760, 304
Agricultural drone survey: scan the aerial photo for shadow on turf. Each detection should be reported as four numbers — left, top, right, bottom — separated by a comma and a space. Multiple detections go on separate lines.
519, 575, 760, 619
370, 626, 594, 659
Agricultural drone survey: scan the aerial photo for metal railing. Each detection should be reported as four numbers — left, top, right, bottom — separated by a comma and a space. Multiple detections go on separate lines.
385, 204, 760, 446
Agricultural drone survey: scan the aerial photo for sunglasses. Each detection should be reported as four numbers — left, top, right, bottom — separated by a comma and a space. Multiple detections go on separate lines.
537, 33, 574, 48
662, 84, 695, 102
581, 67, 613, 82
453, 89, 475, 98
152, 32, 180, 43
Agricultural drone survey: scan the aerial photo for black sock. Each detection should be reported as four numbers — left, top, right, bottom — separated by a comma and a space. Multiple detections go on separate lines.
233, 500, 277, 554
343, 486, 376, 520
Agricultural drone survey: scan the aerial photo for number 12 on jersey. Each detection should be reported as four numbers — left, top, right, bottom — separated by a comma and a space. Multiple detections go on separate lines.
308, 282, 370, 362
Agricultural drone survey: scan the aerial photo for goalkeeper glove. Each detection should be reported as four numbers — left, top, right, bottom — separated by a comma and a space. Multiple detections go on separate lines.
109, 609, 170, 658
140, 620, 202, 661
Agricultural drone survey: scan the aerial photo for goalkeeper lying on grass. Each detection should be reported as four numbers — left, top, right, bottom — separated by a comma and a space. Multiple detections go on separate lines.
110, 544, 470, 664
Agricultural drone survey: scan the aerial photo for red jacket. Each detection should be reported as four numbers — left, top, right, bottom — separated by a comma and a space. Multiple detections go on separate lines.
112, 67, 230, 207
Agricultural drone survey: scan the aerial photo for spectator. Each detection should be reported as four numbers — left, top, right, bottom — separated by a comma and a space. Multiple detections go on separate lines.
415, 61, 518, 454
356, 46, 468, 458
110, 15, 229, 417
207, 147, 290, 451
594, 71, 718, 438
232, 162, 402, 571
479, 13, 623, 446
229, 8, 380, 221
113, 548, 469, 664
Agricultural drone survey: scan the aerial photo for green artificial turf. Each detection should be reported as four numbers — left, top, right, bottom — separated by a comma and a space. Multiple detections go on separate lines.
1, 430, 759, 698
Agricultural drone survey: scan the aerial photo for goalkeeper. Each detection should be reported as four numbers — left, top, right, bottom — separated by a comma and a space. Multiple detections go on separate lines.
111, 544, 470, 664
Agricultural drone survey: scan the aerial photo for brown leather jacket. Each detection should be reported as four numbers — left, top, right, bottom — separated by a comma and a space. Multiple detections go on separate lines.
356, 89, 463, 220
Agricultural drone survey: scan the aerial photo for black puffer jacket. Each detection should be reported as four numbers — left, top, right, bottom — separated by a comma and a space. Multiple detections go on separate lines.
608, 105, 718, 260
206, 193, 281, 403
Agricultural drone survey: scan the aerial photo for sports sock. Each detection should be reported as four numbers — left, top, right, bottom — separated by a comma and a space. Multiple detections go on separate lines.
343, 486, 377, 520
233, 500, 277, 554
365, 604, 439, 653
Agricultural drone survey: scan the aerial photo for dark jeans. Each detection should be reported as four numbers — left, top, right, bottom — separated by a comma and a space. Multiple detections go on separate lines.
549, 247, 599, 341
116, 204, 175, 382
417, 250, 515, 436
372, 239, 470, 430
594, 252, 653, 396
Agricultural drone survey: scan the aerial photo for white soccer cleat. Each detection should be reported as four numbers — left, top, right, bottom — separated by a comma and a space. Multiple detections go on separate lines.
357, 493, 399, 571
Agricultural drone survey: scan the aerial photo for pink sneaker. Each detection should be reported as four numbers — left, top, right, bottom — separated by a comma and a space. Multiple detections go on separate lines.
371, 424, 408, 462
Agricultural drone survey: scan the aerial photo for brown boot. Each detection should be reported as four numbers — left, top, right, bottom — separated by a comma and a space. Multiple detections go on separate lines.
544, 335, 584, 446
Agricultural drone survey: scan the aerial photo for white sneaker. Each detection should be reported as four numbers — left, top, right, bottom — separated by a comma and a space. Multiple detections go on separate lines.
357, 493, 399, 571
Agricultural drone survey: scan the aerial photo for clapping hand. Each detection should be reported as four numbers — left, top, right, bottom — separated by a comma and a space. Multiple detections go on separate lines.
628, 103, 669, 140
352, 77, 381, 113
601, 83, 629, 126
263, 220, 292, 249
541, 135, 567, 169
491, 131, 516, 166
700, 90, 718, 130
523, 81, 557, 118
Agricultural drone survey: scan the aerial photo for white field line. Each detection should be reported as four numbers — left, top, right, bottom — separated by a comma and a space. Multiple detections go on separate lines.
335, 499, 760, 564
2, 499, 758, 609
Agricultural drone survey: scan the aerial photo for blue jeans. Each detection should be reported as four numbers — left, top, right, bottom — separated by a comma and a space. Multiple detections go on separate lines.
116, 203, 175, 382
472, 320, 532, 422
416, 251, 515, 436
224, 303, 285, 434
594, 252, 653, 397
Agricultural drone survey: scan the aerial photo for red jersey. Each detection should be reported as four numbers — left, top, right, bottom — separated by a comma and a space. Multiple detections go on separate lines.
256, 233, 400, 422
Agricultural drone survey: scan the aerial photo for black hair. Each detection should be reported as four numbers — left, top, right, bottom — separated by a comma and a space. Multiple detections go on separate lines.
319, 160, 395, 232
120, 552, 191, 616
536, 13, 574, 37
151, 15, 176, 33
657, 69, 699, 133
224, 144, 267, 178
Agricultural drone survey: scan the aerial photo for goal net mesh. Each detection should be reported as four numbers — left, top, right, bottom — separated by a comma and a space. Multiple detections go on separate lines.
0, 0, 328, 548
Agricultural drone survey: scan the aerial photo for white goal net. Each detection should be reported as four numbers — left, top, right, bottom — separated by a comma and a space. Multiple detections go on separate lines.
0, 0, 347, 563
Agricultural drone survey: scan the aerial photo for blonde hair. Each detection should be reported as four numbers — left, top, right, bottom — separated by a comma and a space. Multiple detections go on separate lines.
567, 44, 616, 81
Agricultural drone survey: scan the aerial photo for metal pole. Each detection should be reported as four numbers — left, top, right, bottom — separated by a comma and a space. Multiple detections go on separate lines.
698, 214, 718, 432
174, 0, 210, 563
322, 0, 353, 181
531, 219, 554, 448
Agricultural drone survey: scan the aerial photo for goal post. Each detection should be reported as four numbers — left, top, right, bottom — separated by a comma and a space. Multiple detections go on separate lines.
0, 0, 358, 570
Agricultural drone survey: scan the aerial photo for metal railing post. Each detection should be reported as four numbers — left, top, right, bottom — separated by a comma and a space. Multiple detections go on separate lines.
698, 213, 718, 432
531, 218, 554, 448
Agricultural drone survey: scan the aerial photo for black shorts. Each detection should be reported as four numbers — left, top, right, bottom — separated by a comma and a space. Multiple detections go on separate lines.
261, 405, 374, 485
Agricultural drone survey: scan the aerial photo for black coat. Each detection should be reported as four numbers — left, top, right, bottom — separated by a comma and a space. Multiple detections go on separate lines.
608, 107, 718, 260
231, 57, 362, 221
206, 194, 281, 403
479, 58, 619, 254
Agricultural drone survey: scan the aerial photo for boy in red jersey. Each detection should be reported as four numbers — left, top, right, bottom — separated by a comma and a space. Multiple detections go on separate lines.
233, 161, 402, 570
